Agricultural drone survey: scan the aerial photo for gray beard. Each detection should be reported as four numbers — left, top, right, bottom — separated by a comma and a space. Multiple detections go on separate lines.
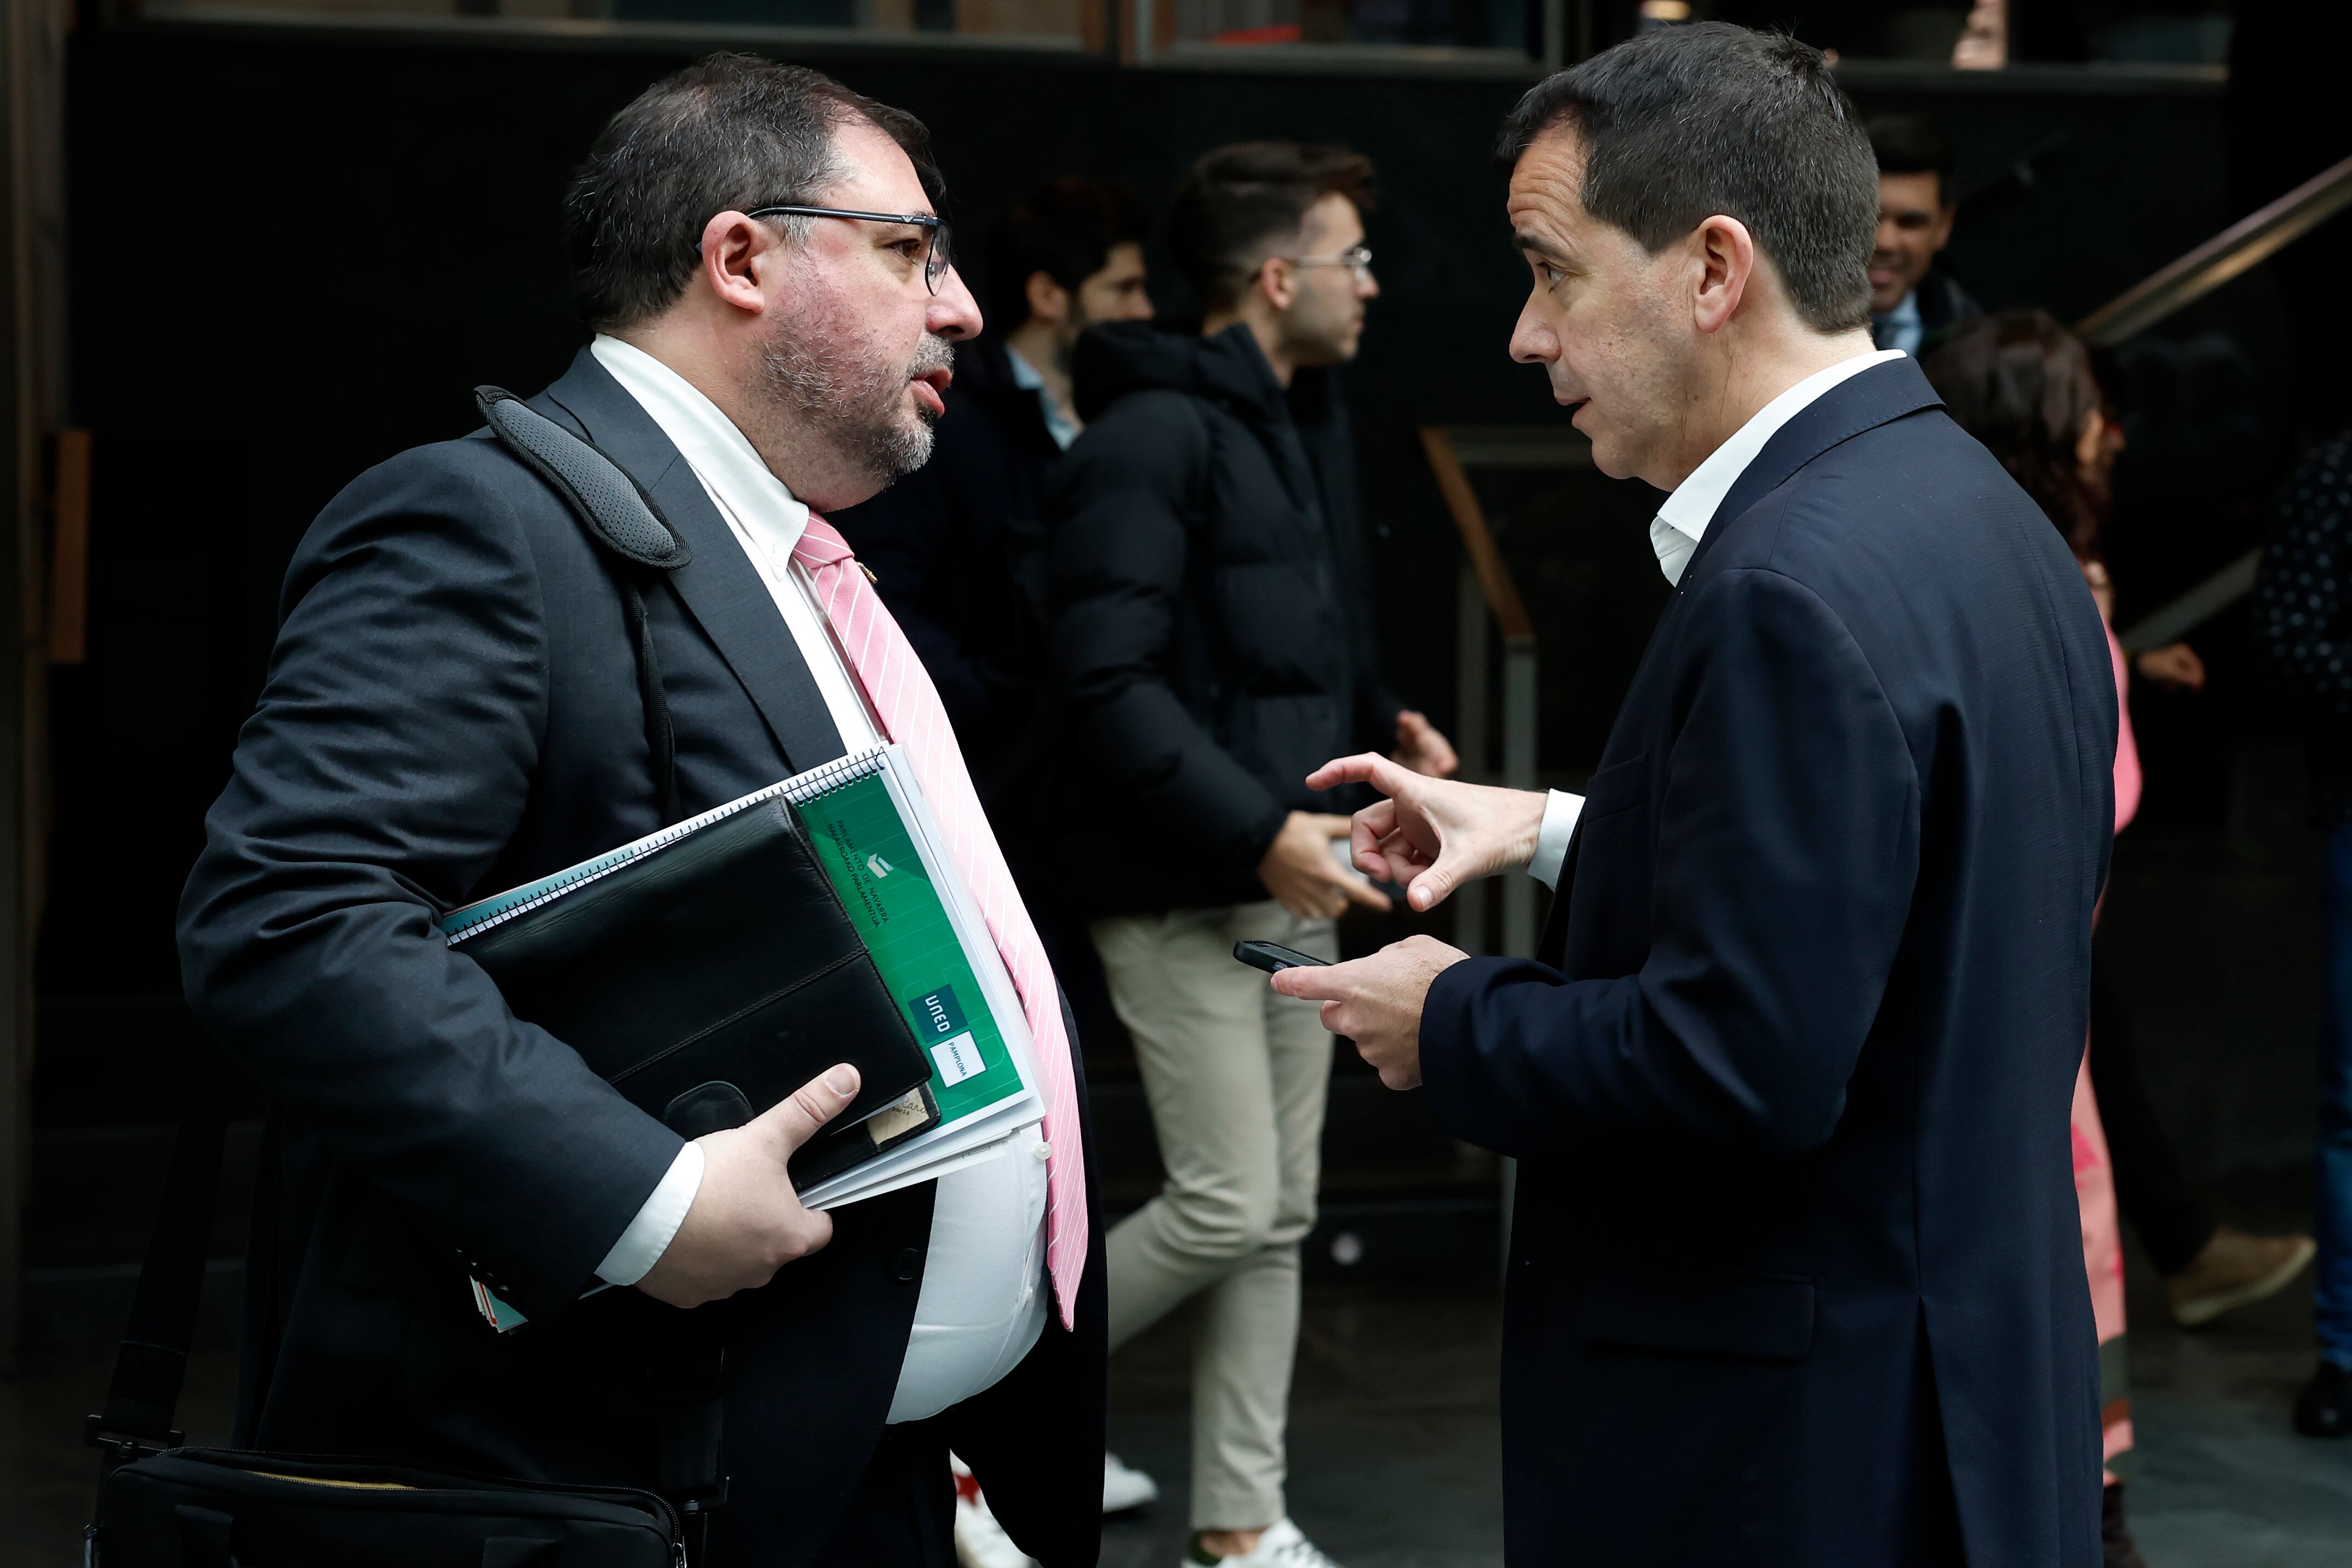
761, 327, 951, 486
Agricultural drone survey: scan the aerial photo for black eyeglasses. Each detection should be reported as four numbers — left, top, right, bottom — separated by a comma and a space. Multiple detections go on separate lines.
744, 205, 955, 294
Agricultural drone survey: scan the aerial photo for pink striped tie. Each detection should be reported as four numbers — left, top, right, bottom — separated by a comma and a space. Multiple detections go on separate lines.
793, 515, 1087, 1328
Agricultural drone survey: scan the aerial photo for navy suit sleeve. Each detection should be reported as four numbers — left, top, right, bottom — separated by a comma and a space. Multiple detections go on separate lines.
1420, 567, 1921, 1169
176, 445, 683, 1318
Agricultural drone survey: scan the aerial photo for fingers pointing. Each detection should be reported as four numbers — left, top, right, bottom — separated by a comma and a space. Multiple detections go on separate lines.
1304, 752, 1413, 797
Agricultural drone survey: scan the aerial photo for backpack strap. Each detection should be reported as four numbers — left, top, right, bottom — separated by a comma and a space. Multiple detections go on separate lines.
475, 386, 691, 825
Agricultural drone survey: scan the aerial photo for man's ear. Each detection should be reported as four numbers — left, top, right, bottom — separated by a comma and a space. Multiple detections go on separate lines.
697, 211, 777, 318
1024, 269, 1071, 329
1255, 256, 1298, 313
1691, 214, 1757, 336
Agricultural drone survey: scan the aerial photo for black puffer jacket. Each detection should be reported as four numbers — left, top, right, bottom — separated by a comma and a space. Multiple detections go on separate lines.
1047, 321, 1401, 915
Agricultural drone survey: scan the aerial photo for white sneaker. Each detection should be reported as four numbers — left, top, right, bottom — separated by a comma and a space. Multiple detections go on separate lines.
954, 1490, 1040, 1568
1104, 1451, 1160, 1514
1188, 1519, 1343, 1568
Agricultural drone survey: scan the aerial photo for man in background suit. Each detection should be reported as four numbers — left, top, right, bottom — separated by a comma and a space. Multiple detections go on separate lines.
1276, 25, 2113, 1565
831, 175, 1161, 1559
833, 178, 1153, 921
1866, 112, 1980, 357
179, 53, 1103, 1568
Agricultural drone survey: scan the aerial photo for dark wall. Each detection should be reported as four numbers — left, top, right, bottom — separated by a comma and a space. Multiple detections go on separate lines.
67, 30, 2230, 738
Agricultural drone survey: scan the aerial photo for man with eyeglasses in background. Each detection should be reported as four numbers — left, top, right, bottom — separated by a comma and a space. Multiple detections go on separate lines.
1047, 141, 1454, 1568
180, 54, 1104, 1568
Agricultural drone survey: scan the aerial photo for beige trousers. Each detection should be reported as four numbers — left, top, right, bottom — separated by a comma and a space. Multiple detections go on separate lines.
1092, 901, 1338, 1532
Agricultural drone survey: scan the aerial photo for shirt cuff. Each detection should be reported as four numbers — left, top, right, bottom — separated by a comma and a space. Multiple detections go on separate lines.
595, 1141, 704, 1288
1528, 790, 1585, 891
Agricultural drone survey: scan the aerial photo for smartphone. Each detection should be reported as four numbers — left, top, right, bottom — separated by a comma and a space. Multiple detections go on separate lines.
1232, 940, 1332, 974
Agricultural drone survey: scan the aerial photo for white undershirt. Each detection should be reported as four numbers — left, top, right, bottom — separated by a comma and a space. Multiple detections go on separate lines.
584, 334, 1049, 1423
1526, 351, 1905, 889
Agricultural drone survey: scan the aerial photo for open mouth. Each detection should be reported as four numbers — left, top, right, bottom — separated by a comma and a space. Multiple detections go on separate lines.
1561, 396, 1591, 424
910, 367, 951, 418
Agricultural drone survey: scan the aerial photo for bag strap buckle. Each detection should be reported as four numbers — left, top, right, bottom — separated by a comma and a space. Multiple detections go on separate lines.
84, 1412, 182, 1466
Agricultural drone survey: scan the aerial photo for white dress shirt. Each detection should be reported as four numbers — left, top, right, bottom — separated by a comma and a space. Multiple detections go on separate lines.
1525, 351, 1907, 889
585, 334, 1049, 1423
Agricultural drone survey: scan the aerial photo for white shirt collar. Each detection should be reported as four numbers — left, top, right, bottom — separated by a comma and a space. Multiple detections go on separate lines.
588, 334, 812, 562
588, 334, 884, 750
1647, 349, 1907, 586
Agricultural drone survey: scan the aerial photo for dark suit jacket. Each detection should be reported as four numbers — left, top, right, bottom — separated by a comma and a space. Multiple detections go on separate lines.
830, 336, 1063, 894
1420, 359, 2112, 1566
177, 347, 1106, 1568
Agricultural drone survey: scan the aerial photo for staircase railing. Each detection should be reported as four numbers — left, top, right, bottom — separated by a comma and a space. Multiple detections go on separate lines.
1421, 426, 1545, 962
2078, 152, 2352, 349
2078, 154, 2352, 652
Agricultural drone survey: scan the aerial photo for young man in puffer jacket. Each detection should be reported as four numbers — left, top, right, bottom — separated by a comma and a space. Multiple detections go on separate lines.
1046, 141, 1454, 1568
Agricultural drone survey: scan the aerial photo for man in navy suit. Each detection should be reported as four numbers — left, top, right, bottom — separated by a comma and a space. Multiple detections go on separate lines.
1276, 25, 2113, 1566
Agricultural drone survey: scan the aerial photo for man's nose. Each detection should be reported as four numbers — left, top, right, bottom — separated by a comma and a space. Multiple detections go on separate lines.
1357, 268, 1380, 300
1508, 302, 1556, 364
930, 266, 984, 342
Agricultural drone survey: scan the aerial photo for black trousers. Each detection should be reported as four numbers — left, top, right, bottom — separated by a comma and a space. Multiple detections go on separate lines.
810, 1421, 956, 1568
2089, 957, 2218, 1276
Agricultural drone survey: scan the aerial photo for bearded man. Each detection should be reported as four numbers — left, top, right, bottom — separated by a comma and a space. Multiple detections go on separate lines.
177, 54, 1105, 1568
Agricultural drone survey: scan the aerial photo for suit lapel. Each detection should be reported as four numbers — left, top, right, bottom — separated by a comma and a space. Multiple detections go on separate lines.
532, 348, 847, 772
1541, 359, 1946, 968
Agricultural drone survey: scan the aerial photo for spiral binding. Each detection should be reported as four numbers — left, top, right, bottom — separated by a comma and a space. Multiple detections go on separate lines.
441, 747, 890, 945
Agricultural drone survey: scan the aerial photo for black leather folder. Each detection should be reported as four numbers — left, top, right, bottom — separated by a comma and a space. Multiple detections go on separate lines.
449, 793, 937, 1191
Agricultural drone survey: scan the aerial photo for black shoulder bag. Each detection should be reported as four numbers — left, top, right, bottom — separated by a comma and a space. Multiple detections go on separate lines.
82, 390, 736, 1568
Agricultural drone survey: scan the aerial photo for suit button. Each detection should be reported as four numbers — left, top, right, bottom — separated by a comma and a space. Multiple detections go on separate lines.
892, 1247, 921, 1283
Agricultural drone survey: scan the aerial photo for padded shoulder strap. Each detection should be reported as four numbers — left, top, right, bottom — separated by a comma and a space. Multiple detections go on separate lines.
474, 385, 687, 824
475, 387, 691, 570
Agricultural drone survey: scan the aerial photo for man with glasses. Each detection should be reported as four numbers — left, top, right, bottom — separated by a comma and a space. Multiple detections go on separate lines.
1047, 141, 1453, 1568
179, 53, 1103, 1568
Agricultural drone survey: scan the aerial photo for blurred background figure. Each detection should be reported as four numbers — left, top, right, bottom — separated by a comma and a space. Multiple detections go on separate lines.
2253, 428, 2352, 1440
1867, 113, 1978, 357
1049, 140, 1449, 1568
1931, 311, 2319, 1560
833, 175, 1161, 1568
835, 176, 1153, 935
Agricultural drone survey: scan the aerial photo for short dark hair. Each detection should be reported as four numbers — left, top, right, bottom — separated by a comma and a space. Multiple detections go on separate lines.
564, 52, 945, 332
1496, 22, 1876, 335
1166, 141, 1375, 313
1867, 113, 1959, 206
984, 179, 1151, 329
1923, 309, 2106, 560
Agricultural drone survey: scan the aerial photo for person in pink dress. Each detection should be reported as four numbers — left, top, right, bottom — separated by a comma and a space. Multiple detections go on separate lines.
1926, 308, 2303, 1567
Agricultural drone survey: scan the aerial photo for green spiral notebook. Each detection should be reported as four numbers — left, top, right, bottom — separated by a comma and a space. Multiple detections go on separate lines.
443, 744, 1045, 1330
788, 759, 1028, 1131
